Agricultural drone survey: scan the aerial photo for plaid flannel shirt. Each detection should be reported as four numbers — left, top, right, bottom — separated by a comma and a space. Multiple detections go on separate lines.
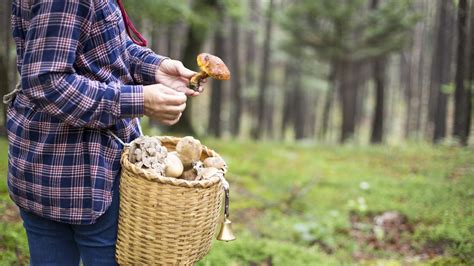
8, 0, 164, 224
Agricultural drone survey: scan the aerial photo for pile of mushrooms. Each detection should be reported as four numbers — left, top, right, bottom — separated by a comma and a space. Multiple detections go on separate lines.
129, 136, 226, 181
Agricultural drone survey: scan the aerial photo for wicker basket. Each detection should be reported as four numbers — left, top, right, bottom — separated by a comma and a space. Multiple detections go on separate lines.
116, 136, 225, 265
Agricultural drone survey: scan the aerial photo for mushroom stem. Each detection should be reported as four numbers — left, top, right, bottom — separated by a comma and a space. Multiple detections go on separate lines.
189, 71, 209, 91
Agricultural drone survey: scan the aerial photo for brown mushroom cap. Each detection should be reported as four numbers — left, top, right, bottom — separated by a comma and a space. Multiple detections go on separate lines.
197, 53, 231, 80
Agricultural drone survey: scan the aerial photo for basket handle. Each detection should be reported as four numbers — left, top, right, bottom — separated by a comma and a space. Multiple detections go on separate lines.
107, 117, 143, 147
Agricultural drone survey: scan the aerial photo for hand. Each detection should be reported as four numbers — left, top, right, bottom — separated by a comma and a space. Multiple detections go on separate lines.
143, 84, 187, 126
156, 58, 206, 96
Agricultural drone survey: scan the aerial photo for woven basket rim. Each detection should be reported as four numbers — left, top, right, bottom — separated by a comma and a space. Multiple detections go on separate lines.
120, 135, 226, 189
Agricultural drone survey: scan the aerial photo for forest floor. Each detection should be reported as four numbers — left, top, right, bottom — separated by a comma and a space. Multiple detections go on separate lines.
0, 138, 473, 265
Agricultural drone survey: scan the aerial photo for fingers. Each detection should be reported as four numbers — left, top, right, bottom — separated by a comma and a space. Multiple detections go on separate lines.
176, 61, 197, 79
161, 113, 182, 126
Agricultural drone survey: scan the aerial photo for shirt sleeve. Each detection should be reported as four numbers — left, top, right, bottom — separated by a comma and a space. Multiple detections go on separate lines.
126, 38, 167, 85
20, 0, 144, 129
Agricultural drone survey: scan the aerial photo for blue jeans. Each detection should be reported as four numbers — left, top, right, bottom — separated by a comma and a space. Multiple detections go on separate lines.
19, 178, 120, 266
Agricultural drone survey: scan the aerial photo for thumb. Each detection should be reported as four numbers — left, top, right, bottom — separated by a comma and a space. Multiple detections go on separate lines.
177, 63, 197, 79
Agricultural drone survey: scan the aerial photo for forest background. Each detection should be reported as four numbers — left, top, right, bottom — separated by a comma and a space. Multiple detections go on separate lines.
0, 0, 473, 265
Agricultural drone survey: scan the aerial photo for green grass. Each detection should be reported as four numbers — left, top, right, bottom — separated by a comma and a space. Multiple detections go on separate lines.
1, 137, 473, 265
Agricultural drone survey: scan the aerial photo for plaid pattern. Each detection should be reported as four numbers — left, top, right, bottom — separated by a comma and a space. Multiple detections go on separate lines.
8, 0, 164, 224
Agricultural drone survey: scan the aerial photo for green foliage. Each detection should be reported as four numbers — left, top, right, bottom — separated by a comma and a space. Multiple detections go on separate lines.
123, 0, 192, 24
281, 0, 419, 61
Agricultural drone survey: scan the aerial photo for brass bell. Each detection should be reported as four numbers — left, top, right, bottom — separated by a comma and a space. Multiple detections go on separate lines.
216, 217, 236, 241
217, 187, 235, 241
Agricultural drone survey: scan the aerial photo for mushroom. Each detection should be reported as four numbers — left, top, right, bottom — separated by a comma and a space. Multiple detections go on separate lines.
175, 136, 202, 168
188, 53, 231, 91
203, 157, 226, 169
180, 168, 197, 181
165, 152, 184, 178
196, 167, 219, 181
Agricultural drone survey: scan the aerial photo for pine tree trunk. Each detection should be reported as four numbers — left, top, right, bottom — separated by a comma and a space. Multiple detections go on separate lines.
293, 65, 305, 140
229, 19, 242, 137
281, 64, 295, 138
467, 0, 474, 142
245, 0, 259, 88
208, 13, 226, 138
432, 0, 455, 142
453, 0, 470, 145
320, 63, 337, 140
166, 24, 174, 59
403, 49, 414, 138
0, 0, 12, 134
340, 61, 359, 143
370, 56, 387, 143
168, 0, 217, 135
254, 0, 274, 139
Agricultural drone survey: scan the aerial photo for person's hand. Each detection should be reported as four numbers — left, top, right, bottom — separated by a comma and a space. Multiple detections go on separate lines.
143, 84, 187, 126
155, 58, 206, 96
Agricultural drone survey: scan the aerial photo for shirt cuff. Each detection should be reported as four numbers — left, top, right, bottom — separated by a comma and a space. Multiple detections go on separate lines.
138, 54, 168, 85
119, 85, 144, 118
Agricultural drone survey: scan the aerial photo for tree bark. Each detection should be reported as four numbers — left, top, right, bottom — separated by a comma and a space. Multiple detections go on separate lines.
168, 0, 217, 135
253, 0, 274, 139
453, 0, 470, 145
432, 0, 455, 142
467, 0, 474, 142
339, 61, 359, 143
0, 0, 12, 134
281, 64, 295, 138
320, 63, 337, 140
229, 19, 243, 137
245, 0, 259, 88
293, 65, 305, 140
370, 56, 387, 143
208, 9, 226, 138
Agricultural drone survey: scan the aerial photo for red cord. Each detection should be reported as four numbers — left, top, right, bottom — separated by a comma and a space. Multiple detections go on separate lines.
116, 0, 148, 47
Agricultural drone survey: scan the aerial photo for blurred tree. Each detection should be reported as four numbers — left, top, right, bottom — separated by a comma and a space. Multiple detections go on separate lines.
282, 0, 417, 143
166, 0, 219, 135
0, 0, 13, 135
430, 0, 455, 143
370, 0, 387, 143
254, 0, 275, 140
468, 0, 474, 139
229, 18, 243, 137
245, 0, 259, 89
208, 3, 226, 138
453, 0, 470, 145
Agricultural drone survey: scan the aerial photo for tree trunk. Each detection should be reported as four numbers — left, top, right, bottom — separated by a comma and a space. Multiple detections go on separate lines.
245, 0, 259, 88
208, 10, 226, 138
467, 0, 474, 142
453, 0, 470, 145
293, 65, 305, 140
320, 63, 337, 140
370, 56, 387, 143
168, 0, 217, 135
166, 24, 175, 59
253, 0, 274, 139
306, 91, 317, 139
403, 49, 414, 138
281, 64, 295, 138
0, 0, 12, 134
432, 0, 455, 142
339, 61, 359, 143
229, 19, 242, 137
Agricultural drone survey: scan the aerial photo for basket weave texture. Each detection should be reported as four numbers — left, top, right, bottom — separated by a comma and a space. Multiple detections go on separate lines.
116, 136, 224, 265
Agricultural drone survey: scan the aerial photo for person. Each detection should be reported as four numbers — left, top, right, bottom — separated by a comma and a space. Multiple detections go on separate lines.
7, 0, 204, 265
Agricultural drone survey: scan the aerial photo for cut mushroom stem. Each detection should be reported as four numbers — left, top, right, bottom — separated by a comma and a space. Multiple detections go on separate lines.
189, 72, 209, 91
188, 53, 230, 91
